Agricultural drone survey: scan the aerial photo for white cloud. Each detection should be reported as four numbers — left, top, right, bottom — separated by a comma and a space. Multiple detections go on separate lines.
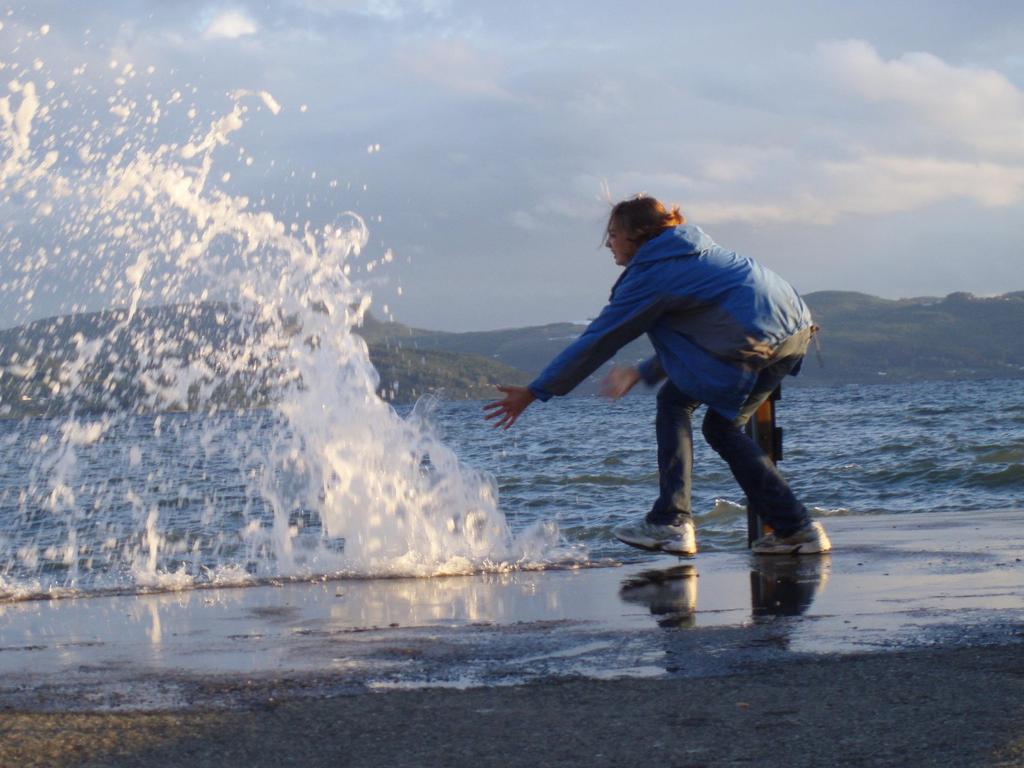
507, 176, 618, 232
292, 0, 451, 20
700, 158, 755, 184
825, 155, 1024, 212
678, 42, 1024, 226
690, 155, 1024, 225
606, 172, 697, 202
690, 200, 812, 226
203, 9, 258, 40
820, 39, 1024, 157
398, 39, 512, 99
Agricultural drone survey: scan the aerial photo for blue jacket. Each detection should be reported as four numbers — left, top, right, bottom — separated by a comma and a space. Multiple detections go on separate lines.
528, 224, 813, 420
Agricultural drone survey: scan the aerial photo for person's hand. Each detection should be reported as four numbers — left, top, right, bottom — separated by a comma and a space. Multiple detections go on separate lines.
483, 386, 536, 429
600, 366, 641, 400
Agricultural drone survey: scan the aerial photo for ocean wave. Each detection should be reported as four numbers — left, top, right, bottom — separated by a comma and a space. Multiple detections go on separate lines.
968, 464, 1024, 488
975, 447, 1024, 464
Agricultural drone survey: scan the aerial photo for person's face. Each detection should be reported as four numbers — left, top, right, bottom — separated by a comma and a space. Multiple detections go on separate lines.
606, 225, 638, 267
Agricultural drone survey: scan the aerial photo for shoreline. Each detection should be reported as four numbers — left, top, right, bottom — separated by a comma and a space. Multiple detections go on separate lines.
1, 509, 1022, 765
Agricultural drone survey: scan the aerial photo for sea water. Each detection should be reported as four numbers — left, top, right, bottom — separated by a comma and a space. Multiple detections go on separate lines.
1, 378, 1022, 599
437, 378, 1024, 557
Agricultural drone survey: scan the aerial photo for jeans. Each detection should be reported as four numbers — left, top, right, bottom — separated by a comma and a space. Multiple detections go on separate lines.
646, 330, 812, 537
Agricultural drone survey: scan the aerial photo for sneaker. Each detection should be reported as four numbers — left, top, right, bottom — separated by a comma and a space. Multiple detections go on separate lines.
752, 521, 831, 555
613, 519, 697, 556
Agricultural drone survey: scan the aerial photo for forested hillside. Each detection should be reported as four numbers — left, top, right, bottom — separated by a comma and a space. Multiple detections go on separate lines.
2, 291, 1020, 415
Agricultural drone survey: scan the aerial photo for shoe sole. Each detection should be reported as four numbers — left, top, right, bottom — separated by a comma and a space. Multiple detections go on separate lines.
614, 532, 697, 557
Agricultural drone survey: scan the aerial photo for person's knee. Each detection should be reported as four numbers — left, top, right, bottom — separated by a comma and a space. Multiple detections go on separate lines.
702, 409, 733, 448
657, 382, 699, 415
656, 382, 679, 409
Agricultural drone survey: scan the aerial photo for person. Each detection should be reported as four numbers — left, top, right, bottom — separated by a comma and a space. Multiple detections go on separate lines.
483, 195, 830, 556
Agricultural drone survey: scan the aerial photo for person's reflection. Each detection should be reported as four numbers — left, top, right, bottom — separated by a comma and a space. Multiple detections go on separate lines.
618, 555, 830, 631
618, 564, 697, 628
750, 555, 830, 618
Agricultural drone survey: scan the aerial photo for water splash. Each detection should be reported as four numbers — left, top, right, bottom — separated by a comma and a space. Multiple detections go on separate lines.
0, 19, 581, 600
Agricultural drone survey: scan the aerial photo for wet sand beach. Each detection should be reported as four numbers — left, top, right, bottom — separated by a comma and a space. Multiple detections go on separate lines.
1, 510, 1022, 767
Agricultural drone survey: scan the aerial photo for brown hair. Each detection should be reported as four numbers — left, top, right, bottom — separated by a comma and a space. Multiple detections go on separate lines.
606, 195, 685, 245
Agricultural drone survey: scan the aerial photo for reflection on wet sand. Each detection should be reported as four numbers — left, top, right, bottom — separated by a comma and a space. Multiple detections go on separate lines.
617, 555, 831, 626
619, 565, 698, 628
750, 555, 831, 618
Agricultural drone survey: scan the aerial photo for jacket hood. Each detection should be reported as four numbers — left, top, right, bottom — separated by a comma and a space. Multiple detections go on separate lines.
630, 224, 716, 267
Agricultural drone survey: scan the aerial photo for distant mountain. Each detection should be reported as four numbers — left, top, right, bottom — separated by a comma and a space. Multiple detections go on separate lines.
361, 290, 1024, 389
800, 291, 1024, 384
2, 290, 1021, 416
0, 303, 526, 416
357, 315, 654, 391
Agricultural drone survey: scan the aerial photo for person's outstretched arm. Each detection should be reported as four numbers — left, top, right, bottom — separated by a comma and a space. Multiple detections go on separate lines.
483, 385, 536, 429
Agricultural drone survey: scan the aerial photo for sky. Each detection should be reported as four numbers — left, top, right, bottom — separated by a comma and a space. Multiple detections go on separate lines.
1, 1, 1023, 331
